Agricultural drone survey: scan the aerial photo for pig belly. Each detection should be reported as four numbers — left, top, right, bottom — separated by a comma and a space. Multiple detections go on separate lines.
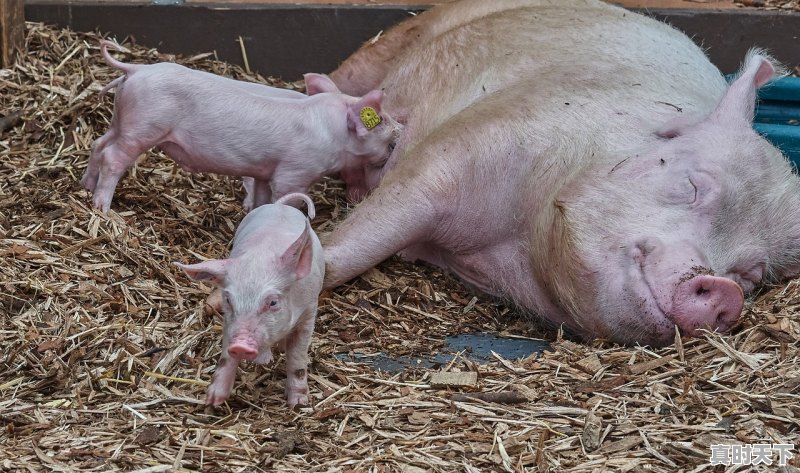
402, 240, 528, 299
157, 140, 278, 179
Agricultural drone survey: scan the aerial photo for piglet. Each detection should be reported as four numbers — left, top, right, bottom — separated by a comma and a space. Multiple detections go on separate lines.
83, 40, 400, 212
175, 192, 323, 407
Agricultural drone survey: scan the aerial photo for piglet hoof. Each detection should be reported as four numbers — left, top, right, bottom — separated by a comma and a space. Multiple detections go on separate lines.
92, 195, 112, 214
206, 383, 232, 406
286, 391, 309, 410
80, 174, 95, 192
204, 289, 223, 316
206, 387, 231, 406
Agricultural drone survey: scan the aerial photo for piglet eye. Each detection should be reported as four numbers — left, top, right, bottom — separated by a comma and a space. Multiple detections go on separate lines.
263, 296, 281, 312
388, 142, 396, 152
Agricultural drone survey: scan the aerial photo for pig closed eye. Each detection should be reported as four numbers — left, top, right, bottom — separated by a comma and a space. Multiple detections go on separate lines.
687, 172, 719, 209
740, 264, 765, 291
388, 142, 396, 153
687, 178, 698, 204
662, 176, 696, 205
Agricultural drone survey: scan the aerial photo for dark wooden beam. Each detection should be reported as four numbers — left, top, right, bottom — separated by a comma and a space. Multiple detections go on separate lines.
1, 0, 24, 67
22, 2, 800, 80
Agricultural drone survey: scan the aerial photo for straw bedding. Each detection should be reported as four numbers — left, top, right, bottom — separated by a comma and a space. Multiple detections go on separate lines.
0, 22, 798, 473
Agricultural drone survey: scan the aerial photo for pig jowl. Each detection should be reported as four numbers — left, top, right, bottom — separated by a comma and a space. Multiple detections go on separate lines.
320, 0, 800, 346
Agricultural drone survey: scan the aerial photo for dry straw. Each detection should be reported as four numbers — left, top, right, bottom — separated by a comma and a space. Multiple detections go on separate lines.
0, 22, 798, 472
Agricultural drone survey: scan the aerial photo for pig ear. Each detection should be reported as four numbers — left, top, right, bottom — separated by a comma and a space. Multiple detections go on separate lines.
280, 220, 314, 280
304, 73, 341, 95
174, 260, 228, 286
711, 49, 781, 124
347, 90, 384, 138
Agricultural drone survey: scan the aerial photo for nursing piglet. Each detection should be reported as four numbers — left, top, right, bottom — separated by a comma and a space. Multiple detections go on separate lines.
175, 193, 323, 407
82, 40, 400, 212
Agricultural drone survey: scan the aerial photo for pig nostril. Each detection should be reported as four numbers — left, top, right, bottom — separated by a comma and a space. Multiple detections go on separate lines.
696, 287, 709, 296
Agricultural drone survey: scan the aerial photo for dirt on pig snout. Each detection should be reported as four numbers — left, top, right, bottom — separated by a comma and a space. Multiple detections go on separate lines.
0, 22, 798, 473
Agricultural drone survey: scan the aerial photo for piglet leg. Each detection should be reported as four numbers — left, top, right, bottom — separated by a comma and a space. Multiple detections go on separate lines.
248, 178, 272, 210
82, 131, 116, 192
270, 169, 317, 205
283, 312, 316, 409
90, 141, 142, 212
206, 355, 239, 406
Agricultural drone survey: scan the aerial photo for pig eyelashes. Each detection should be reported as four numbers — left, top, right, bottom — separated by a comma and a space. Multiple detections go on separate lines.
261, 295, 281, 313
734, 263, 766, 291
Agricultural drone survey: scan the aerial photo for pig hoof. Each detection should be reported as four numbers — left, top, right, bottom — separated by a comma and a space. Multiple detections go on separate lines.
205, 392, 229, 406
80, 175, 95, 192
287, 392, 309, 410
204, 289, 223, 316
242, 194, 254, 212
206, 383, 233, 406
92, 197, 111, 213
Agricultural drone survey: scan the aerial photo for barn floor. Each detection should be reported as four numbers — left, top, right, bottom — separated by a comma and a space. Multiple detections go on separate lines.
0, 23, 799, 473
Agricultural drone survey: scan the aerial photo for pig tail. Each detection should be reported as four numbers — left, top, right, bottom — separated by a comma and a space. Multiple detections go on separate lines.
276, 193, 316, 220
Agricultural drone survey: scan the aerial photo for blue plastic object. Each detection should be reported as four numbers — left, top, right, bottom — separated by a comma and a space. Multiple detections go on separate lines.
727, 75, 800, 169
756, 77, 800, 170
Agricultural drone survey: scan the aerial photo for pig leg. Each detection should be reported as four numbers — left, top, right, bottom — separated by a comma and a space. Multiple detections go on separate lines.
323, 177, 436, 288
249, 178, 272, 209
241, 177, 255, 211
270, 171, 316, 205
90, 141, 144, 212
206, 355, 239, 406
81, 131, 116, 192
282, 312, 316, 409
206, 326, 240, 406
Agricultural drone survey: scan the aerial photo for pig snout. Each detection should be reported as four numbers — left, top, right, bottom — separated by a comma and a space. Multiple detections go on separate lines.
669, 275, 744, 336
228, 338, 259, 361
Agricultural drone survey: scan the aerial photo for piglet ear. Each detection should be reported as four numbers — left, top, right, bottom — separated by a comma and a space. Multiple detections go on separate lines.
347, 90, 384, 138
304, 73, 341, 95
712, 49, 780, 124
174, 260, 228, 286
280, 220, 314, 280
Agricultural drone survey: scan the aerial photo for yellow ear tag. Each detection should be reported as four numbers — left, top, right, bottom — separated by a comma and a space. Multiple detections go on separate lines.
359, 106, 382, 130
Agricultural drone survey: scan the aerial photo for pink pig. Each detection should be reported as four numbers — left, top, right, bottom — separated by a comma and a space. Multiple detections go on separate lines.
82, 40, 400, 212
175, 193, 324, 407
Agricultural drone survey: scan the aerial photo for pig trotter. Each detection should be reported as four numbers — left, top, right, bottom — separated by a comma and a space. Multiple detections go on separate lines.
286, 368, 309, 409
283, 314, 316, 409
89, 142, 140, 212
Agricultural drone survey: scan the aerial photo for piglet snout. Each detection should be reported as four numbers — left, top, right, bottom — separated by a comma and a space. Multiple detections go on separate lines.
228, 338, 259, 361
670, 275, 744, 335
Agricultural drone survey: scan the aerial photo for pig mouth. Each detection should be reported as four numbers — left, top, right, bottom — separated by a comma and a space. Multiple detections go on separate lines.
636, 262, 744, 341
640, 266, 713, 322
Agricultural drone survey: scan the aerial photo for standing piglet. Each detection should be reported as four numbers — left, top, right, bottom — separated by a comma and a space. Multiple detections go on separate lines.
82, 40, 400, 212
175, 193, 323, 407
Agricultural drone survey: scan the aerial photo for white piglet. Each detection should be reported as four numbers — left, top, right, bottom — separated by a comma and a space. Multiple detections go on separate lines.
175, 193, 324, 407
83, 40, 400, 212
